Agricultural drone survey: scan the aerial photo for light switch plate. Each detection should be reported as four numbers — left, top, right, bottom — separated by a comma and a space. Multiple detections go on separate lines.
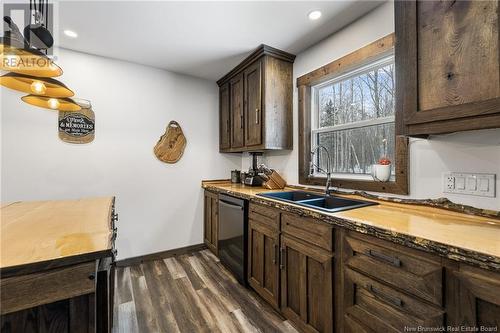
443, 172, 496, 197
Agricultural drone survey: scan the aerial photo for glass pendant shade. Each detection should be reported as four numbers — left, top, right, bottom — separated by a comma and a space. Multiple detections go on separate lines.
0, 72, 74, 97
0, 42, 63, 77
21, 95, 81, 111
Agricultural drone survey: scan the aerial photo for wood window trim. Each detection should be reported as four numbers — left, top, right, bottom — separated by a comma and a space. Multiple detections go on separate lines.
297, 33, 409, 195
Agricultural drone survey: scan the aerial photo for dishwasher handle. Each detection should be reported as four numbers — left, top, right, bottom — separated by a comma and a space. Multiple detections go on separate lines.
219, 199, 244, 210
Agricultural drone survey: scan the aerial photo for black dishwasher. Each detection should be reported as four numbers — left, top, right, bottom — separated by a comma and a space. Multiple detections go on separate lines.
218, 194, 247, 285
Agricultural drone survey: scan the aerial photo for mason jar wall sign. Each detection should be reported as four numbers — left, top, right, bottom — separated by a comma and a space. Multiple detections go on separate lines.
58, 99, 95, 144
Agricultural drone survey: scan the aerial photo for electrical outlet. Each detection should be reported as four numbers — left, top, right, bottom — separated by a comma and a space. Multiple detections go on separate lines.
445, 176, 455, 190
443, 172, 496, 198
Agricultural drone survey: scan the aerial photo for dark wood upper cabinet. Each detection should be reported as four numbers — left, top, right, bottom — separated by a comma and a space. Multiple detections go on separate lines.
244, 60, 263, 147
230, 73, 245, 149
219, 82, 231, 151
217, 45, 295, 152
396, 0, 500, 136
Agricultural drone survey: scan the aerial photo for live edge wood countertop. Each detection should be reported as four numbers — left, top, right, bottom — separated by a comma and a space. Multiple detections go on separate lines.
202, 180, 500, 272
0, 197, 115, 277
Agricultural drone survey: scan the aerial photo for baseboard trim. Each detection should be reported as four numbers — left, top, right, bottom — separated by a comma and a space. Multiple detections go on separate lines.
115, 243, 207, 267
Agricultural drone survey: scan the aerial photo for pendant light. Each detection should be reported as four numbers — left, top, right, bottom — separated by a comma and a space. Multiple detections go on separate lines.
1, 1, 86, 114
0, 72, 74, 97
21, 95, 81, 111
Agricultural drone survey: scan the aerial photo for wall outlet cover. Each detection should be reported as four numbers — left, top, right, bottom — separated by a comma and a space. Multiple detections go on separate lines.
443, 172, 496, 198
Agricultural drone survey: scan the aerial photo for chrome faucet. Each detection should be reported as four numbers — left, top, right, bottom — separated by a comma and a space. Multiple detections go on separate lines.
309, 145, 334, 196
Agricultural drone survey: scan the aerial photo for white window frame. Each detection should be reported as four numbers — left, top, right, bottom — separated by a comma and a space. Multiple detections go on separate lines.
310, 54, 395, 180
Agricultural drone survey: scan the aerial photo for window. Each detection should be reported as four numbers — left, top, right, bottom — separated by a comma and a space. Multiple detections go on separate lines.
297, 34, 409, 194
311, 55, 395, 179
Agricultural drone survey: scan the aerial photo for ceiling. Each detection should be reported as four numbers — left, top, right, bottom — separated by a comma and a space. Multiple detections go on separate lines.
52, 1, 384, 80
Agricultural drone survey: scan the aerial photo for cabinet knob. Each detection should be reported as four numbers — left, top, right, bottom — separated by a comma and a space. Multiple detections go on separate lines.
88, 273, 95, 280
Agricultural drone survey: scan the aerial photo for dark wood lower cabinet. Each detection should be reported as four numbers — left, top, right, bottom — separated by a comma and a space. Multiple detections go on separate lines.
247, 218, 280, 309
446, 264, 500, 330
203, 190, 218, 255
344, 267, 444, 332
280, 234, 333, 333
212, 197, 500, 333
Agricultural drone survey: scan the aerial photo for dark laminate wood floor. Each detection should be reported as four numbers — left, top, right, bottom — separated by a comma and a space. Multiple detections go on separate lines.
113, 249, 299, 333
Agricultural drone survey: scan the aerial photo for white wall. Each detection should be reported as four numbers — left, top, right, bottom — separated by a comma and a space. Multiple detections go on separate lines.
245, 2, 500, 211
1, 48, 241, 260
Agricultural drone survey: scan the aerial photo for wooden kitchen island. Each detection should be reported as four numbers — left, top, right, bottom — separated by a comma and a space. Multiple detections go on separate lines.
0, 197, 117, 333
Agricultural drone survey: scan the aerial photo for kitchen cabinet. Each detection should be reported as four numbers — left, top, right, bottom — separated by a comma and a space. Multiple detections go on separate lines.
203, 184, 500, 333
217, 45, 295, 152
244, 60, 262, 147
219, 82, 230, 150
446, 265, 500, 329
343, 268, 444, 332
343, 233, 443, 306
230, 73, 244, 149
396, 0, 500, 135
342, 232, 444, 332
280, 234, 333, 333
247, 204, 280, 309
203, 190, 218, 255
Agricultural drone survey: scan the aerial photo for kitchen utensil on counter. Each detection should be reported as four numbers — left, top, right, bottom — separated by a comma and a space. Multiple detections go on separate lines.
243, 152, 265, 186
231, 170, 241, 183
263, 170, 287, 189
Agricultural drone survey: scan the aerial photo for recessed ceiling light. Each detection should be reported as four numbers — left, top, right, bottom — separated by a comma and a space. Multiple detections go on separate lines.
308, 10, 322, 20
64, 30, 78, 38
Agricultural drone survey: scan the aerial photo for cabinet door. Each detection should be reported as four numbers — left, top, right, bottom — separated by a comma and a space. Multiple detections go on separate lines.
244, 60, 262, 146
230, 73, 244, 149
248, 219, 279, 309
396, 0, 500, 135
204, 191, 218, 255
219, 82, 231, 151
446, 265, 500, 329
280, 234, 333, 333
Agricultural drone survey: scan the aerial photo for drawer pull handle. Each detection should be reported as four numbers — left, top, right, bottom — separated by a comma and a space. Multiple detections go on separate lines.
369, 285, 403, 308
367, 249, 401, 267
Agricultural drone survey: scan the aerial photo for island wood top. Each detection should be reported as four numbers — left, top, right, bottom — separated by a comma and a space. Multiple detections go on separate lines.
1, 197, 114, 277
202, 181, 500, 270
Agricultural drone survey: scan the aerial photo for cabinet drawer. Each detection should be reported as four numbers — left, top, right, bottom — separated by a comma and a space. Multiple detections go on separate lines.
344, 268, 444, 333
281, 213, 333, 251
344, 233, 443, 305
249, 203, 279, 231
1, 261, 97, 315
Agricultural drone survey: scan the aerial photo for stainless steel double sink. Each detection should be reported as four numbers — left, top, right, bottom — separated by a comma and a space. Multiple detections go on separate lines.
257, 191, 377, 213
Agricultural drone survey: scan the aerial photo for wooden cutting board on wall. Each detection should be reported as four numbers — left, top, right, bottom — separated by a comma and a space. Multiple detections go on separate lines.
154, 121, 187, 163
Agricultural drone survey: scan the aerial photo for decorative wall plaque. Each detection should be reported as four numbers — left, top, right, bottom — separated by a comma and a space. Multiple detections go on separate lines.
154, 120, 187, 163
58, 103, 95, 144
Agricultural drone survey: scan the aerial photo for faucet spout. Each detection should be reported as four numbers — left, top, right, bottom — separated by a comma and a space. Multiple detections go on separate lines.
310, 145, 334, 196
